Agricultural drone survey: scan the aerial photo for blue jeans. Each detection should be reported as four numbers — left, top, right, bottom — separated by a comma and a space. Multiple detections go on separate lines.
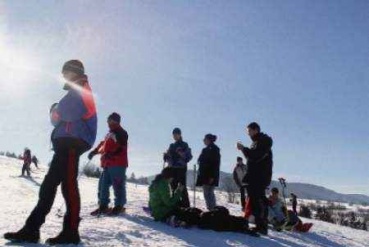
98, 166, 127, 207
203, 185, 216, 210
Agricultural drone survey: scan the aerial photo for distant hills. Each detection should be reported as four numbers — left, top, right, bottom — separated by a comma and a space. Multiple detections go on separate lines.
148, 170, 369, 205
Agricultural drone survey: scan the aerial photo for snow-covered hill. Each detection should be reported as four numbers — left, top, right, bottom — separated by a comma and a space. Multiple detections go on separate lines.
1, 156, 368, 247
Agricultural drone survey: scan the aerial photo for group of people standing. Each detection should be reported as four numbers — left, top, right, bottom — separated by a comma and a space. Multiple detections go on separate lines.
149, 122, 274, 236
4, 59, 275, 244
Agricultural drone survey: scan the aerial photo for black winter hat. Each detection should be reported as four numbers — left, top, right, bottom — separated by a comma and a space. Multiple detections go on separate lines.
172, 128, 181, 135
108, 112, 121, 123
271, 187, 279, 194
62, 60, 84, 75
204, 133, 217, 143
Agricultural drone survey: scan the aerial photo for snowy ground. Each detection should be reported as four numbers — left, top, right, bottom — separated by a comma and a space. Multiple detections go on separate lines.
1, 156, 369, 247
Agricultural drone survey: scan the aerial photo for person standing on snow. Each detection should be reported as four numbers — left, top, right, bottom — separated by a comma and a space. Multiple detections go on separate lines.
163, 128, 192, 207
237, 122, 273, 235
232, 156, 248, 211
5, 60, 97, 245
196, 134, 221, 210
290, 193, 298, 215
21, 148, 32, 177
31, 155, 39, 169
88, 112, 129, 216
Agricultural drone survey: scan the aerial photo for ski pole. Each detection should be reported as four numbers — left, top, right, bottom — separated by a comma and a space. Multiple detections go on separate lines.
278, 177, 287, 205
193, 163, 197, 207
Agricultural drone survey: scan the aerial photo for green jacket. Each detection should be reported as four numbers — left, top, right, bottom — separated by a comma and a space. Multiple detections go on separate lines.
149, 176, 181, 221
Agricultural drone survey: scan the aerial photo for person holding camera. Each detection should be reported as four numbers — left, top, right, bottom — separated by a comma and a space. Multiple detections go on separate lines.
237, 122, 273, 235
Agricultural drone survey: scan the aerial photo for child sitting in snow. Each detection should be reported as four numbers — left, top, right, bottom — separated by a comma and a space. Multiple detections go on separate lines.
268, 187, 313, 232
268, 187, 287, 230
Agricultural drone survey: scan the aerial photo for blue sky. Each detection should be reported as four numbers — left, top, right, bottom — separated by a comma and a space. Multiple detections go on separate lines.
0, 1, 368, 195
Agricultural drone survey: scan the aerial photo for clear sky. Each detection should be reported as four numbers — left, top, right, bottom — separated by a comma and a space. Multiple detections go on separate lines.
0, 1, 368, 195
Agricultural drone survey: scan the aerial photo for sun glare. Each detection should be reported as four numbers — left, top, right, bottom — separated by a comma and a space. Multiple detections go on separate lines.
0, 41, 43, 96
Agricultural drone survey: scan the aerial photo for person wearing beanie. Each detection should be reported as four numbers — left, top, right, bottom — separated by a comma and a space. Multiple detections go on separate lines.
196, 134, 221, 210
88, 112, 129, 216
5, 60, 97, 245
236, 122, 273, 235
233, 156, 248, 211
163, 128, 192, 208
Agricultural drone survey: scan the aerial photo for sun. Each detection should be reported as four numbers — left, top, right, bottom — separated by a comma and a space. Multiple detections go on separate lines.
0, 40, 43, 96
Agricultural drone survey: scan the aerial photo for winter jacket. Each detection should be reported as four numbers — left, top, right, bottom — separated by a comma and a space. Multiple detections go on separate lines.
148, 175, 182, 221
50, 75, 97, 148
196, 143, 221, 187
23, 151, 31, 165
164, 140, 192, 168
93, 125, 128, 168
268, 196, 286, 223
241, 132, 273, 188
233, 163, 247, 187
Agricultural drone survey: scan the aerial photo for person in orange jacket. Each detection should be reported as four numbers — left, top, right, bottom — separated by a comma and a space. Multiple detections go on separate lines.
88, 112, 129, 216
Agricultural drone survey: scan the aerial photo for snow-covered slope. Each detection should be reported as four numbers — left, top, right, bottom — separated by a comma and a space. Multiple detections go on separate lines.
1, 156, 368, 247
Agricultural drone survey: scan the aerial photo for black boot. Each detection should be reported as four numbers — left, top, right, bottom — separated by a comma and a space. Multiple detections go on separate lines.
4, 227, 40, 243
46, 230, 81, 245
90, 205, 111, 216
108, 205, 126, 216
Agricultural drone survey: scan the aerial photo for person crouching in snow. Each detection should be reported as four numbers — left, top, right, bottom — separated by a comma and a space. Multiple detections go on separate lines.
88, 112, 129, 216
149, 167, 185, 225
268, 187, 286, 231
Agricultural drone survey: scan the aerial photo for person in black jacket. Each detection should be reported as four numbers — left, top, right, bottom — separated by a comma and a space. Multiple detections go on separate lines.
196, 134, 221, 210
237, 122, 273, 235
163, 128, 193, 207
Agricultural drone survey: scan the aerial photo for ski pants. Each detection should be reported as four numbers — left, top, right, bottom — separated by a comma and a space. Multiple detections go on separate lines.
25, 138, 89, 232
203, 185, 216, 210
22, 163, 31, 176
246, 185, 269, 228
169, 167, 190, 208
239, 186, 246, 210
98, 166, 127, 207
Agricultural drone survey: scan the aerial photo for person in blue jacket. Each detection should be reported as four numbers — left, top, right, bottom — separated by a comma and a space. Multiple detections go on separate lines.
5, 60, 97, 245
163, 128, 192, 207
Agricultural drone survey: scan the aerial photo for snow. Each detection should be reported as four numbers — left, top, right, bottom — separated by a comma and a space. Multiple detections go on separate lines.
1, 156, 369, 247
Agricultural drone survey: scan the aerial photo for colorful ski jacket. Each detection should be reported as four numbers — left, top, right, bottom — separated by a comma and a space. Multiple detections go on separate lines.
93, 125, 129, 168
50, 75, 97, 148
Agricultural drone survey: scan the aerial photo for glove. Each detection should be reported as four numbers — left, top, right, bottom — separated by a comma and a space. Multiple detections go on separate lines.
163, 153, 169, 162
88, 150, 97, 160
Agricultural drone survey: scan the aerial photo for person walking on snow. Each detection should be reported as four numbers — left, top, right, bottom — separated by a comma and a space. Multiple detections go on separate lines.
4, 60, 97, 245
89, 112, 129, 216
233, 156, 248, 211
196, 134, 221, 210
21, 148, 32, 176
237, 122, 273, 235
163, 128, 192, 207
290, 193, 298, 215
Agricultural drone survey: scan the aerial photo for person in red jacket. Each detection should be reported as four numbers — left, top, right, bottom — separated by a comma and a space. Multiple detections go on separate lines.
21, 148, 32, 177
88, 112, 129, 215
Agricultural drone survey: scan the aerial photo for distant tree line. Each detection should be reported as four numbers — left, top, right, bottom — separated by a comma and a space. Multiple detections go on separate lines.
299, 202, 368, 231
0, 151, 20, 159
